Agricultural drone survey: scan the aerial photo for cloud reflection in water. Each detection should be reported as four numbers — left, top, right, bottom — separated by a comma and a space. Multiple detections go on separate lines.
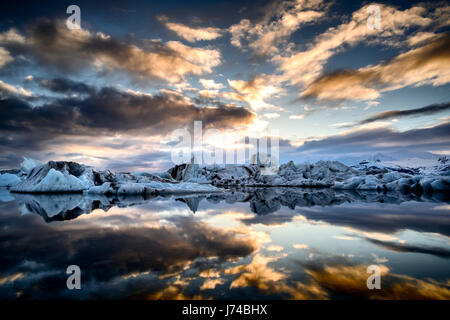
0, 188, 449, 299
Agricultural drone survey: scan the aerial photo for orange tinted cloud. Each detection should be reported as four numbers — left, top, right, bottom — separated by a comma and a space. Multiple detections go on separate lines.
302, 34, 450, 101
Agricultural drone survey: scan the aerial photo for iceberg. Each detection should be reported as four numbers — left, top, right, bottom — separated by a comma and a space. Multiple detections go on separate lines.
165, 159, 449, 194
0, 173, 21, 187
11, 161, 89, 193
5, 157, 449, 195
20, 157, 42, 174
10, 160, 222, 195
8, 187, 448, 223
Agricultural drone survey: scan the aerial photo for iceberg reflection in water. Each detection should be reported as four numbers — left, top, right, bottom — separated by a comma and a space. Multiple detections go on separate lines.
0, 188, 449, 299
11, 188, 450, 221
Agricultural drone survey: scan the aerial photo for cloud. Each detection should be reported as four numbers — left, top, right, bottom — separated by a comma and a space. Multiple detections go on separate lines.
0, 19, 221, 83
230, 0, 327, 56
159, 17, 224, 42
200, 278, 225, 290
289, 114, 305, 120
355, 102, 450, 126
220, 258, 450, 299
293, 244, 309, 250
301, 70, 382, 101
275, 3, 440, 90
227, 254, 286, 291
0, 79, 33, 97
267, 245, 284, 251
289, 105, 315, 119
199, 79, 225, 90
39, 77, 96, 95
407, 31, 438, 46
0, 208, 257, 299
303, 264, 450, 299
364, 238, 450, 259
301, 34, 450, 101
225, 74, 282, 111
0, 28, 26, 44
333, 235, 354, 241
0, 85, 255, 157
0, 47, 13, 68
296, 122, 450, 156
264, 113, 280, 119
298, 202, 450, 237
100, 150, 173, 172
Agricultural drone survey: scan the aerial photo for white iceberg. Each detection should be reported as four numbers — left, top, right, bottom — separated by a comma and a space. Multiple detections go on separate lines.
12, 168, 86, 193
20, 157, 42, 174
0, 173, 21, 187
7, 157, 449, 194
11, 160, 223, 195
87, 182, 113, 194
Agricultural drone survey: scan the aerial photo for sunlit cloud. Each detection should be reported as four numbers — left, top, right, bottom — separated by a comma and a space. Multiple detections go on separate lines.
302, 35, 450, 101
304, 264, 450, 299
274, 2, 445, 96
225, 74, 283, 111
159, 16, 224, 42
227, 254, 286, 290
264, 113, 281, 119
333, 235, 355, 241
230, 0, 328, 56
199, 78, 225, 90
200, 278, 225, 290
267, 245, 284, 252
0, 80, 34, 97
0, 20, 221, 83
0, 47, 13, 67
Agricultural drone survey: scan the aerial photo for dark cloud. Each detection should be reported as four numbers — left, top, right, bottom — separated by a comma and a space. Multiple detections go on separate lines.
1, 191, 449, 299
364, 238, 450, 259
298, 202, 450, 236
1, 19, 221, 83
39, 78, 95, 95
355, 102, 450, 126
295, 122, 450, 155
0, 203, 256, 299
0, 85, 255, 164
104, 151, 173, 172
301, 34, 450, 101
0, 153, 24, 170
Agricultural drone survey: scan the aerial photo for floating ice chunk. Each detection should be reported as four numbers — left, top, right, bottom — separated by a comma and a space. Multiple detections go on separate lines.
31, 169, 84, 192
382, 171, 402, 182
150, 171, 174, 181
9, 157, 449, 194
12, 168, 85, 193
117, 183, 148, 195
87, 182, 113, 194
357, 175, 382, 190
20, 157, 42, 174
78, 168, 97, 189
333, 176, 365, 190
420, 177, 434, 194
0, 173, 21, 187
430, 177, 450, 192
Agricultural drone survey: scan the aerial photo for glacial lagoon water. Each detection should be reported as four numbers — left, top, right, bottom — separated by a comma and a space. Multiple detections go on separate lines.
0, 188, 449, 299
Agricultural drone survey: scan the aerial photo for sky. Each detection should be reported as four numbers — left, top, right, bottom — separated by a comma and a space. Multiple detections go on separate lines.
0, 0, 449, 171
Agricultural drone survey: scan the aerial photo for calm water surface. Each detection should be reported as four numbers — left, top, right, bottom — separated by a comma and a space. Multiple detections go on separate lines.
0, 188, 449, 299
